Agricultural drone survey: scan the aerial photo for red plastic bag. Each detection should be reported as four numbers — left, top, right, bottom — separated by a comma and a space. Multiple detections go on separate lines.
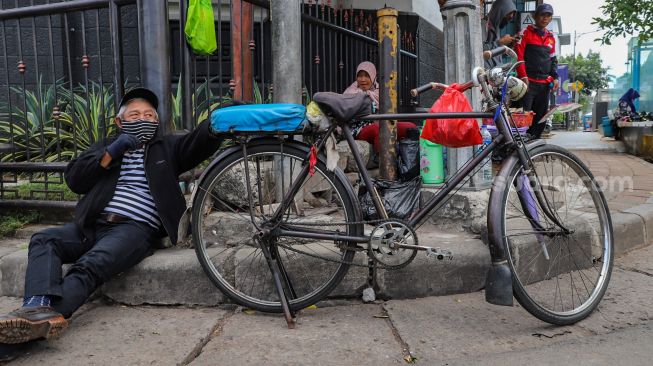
421, 84, 482, 148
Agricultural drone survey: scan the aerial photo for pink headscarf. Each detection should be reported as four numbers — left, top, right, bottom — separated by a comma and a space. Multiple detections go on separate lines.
343, 61, 379, 105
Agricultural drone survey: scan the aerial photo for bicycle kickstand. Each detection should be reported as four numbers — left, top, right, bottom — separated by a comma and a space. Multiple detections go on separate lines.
257, 238, 297, 329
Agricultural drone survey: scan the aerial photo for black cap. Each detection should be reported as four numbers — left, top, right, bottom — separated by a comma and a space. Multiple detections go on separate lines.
535, 3, 554, 15
119, 87, 159, 110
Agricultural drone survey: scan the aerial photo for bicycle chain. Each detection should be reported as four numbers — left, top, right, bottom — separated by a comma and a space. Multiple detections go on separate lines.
276, 218, 419, 270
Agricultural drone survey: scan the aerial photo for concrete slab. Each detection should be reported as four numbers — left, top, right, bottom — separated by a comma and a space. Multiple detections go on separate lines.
549, 131, 626, 152
444, 322, 653, 366
7, 304, 227, 365
383, 293, 585, 364
611, 211, 648, 254
191, 304, 405, 365
101, 248, 227, 306
573, 267, 653, 335
623, 203, 653, 247
378, 231, 489, 299
616, 243, 653, 274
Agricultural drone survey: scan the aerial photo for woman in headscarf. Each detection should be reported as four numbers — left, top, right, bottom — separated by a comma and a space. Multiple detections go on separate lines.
343, 61, 417, 164
483, 0, 517, 68
343, 61, 379, 105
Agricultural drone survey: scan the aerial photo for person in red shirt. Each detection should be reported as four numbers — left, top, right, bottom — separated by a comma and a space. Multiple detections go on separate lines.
514, 3, 559, 139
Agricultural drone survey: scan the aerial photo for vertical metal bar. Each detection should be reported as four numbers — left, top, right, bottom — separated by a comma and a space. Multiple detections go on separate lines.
80, 10, 92, 144
179, 0, 192, 131
46, 0, 61, 160
320, 5, 325, 91
29, 0, 45, 161
308, 2, 313, 96
300, 1, 304, 102
15, 0, 30, 161
64, 13, 79, 156
63, 13, 79, 156
1, 2, 16, 159
377, 7, 398, 181
109, 0, 124, 112
217, 0, 223, 105
259, 7, 265, 102
95, 9, 106, 141
137, 0, 172, 135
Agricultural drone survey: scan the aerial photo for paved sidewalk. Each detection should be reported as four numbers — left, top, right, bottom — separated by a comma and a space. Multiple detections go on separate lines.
2, 244, 652, 365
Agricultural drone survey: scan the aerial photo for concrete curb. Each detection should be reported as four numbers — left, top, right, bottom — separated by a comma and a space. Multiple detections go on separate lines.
0, 201, 651, 306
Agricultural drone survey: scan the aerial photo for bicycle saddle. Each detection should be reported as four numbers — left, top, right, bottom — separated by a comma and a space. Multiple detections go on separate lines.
313, 92, 372, 123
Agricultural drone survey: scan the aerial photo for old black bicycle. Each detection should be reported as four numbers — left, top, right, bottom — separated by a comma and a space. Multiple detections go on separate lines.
190, 47, 613, 328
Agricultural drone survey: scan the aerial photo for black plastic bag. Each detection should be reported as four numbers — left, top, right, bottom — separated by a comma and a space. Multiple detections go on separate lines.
358, 176, 421, 221
397, 139, 420, 181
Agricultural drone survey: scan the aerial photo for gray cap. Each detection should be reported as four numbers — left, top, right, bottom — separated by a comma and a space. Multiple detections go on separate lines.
535, 3, 554, 15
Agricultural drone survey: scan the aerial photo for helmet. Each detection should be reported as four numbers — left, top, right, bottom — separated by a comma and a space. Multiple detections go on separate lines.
506, 76, 527, 101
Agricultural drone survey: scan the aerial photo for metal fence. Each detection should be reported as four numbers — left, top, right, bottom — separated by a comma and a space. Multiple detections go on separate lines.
0, 0, 420, 210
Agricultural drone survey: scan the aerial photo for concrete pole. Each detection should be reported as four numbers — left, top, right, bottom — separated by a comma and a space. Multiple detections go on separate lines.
137, 0, 172, 135
271, 0, 302, 209
271, 0, 301, 104
377, 7, 399, 181
440, 0, 484, 187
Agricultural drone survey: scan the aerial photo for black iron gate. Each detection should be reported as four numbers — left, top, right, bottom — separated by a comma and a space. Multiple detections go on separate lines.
0, 0, 420, 211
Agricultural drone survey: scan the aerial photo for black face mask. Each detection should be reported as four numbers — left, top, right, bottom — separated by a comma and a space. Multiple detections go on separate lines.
120, 119, 159, 144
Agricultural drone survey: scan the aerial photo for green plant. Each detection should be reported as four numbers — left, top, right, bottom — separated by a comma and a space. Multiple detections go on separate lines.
0, 76, 63, 162
552, 111, 565, 124
171, 76, 233, 131
0, 211, 39, 238
57, 81, 117, 158
15, 181, 77, 201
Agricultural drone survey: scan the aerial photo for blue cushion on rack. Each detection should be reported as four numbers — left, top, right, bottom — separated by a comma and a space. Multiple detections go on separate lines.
210, 103, 306, 133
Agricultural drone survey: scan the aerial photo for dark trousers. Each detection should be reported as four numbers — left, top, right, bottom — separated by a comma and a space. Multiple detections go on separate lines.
523, 81, 551, 139
24, 220, 158, 318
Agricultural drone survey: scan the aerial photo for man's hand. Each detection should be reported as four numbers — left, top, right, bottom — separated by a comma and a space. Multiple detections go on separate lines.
498, 34, 515, 46
521, 77, 529, 87
552, 79, 559, 91
106, 133, 140, 159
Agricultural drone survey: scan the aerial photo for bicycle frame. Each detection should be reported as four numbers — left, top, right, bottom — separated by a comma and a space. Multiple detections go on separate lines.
269, 109, 518, 243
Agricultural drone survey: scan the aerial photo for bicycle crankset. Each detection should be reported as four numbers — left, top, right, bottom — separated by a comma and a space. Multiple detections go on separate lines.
368, 220, 419, 270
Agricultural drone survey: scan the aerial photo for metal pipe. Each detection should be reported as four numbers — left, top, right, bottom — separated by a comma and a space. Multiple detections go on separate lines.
359, 112, 493, 121
179, 0, 192, 131
137, 0, 172, 135
109, 0, 124, 112
0, 0, 134, 20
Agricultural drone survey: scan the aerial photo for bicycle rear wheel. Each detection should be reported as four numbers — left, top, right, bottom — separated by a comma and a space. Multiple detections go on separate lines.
496, 144, 613, 325
192, 142, 362, 313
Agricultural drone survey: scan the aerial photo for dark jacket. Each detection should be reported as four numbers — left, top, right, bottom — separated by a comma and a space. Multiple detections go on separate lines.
64, 120, 221, 245
619, 88, 640, 114
515, 25, 558, 84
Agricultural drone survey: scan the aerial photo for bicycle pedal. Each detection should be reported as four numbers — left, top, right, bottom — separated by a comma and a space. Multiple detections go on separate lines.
426, 247, 454, 261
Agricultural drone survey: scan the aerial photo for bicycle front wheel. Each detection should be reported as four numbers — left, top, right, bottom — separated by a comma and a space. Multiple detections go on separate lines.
497, 144, 613, 325
192, 142, 362, 313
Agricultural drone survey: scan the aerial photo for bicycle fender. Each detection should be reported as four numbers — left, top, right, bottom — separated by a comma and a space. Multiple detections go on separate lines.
484, 139, 545, 307
487, 138, 546, 261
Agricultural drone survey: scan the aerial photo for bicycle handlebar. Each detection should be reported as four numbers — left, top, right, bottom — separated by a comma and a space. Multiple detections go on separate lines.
410, 80, 475, 97
483, 45, 517, 61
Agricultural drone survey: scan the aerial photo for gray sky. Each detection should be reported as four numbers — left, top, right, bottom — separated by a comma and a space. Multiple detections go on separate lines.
550, 0, 630, 82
